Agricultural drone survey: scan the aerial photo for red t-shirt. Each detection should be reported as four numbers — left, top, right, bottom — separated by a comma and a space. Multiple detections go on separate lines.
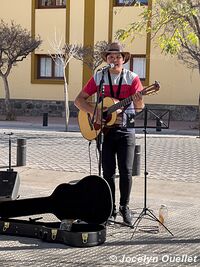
83, 68, 143, 99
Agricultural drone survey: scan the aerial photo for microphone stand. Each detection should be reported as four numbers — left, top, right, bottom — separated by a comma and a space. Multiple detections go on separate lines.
89, 68, 107, 176
97, 70, 105, 177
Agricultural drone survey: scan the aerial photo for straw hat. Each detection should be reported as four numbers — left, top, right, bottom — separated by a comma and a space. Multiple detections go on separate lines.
101, 42, 130, 64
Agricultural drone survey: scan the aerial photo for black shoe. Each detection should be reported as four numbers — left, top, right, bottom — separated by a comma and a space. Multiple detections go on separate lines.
107, 215, 116, 225
119, 205, 132, 225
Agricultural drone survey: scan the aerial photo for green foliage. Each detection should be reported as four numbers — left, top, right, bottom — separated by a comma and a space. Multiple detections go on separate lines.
159, 34, 181, 54
186, 32, 199, 45
115, 0, 200, 71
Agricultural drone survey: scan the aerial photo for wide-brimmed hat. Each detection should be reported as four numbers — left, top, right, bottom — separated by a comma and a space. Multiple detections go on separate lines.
101, 42, 130, 64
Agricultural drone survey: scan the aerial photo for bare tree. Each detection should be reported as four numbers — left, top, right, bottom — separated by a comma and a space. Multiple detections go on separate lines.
49, 38, 109, 130
0, 20, 41, 120
74, 41, 109, 72
49, 33, 89, 130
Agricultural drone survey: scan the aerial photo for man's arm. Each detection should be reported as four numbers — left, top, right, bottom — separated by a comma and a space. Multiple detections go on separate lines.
130, 76, 145, 113
75, 91, 103, 124
74, 91, 94, 114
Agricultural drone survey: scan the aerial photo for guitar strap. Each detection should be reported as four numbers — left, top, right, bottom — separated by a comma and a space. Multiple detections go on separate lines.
107, 69, 124, 99
107, 70, 125, 128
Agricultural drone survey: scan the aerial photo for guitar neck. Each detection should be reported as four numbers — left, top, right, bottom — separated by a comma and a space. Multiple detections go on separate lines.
107, 96, 133, 115
0, 197, 50, 219
105, 81, 159, 115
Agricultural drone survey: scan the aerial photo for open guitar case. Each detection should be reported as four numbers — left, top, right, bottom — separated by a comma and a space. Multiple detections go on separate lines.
0, 175, 113, 247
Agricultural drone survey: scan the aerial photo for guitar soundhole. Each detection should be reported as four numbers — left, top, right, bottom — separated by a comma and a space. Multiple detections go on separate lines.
103, 111, 112, 124
105, 114, 112, 124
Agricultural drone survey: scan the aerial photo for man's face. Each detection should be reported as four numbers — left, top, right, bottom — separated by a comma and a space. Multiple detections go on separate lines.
106, 53, 125, 69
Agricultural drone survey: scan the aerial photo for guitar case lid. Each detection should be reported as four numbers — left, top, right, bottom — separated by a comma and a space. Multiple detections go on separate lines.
0, 175, 113, 225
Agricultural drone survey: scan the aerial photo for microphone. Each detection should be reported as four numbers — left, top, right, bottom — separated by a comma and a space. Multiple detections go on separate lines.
98, 63, 115, 71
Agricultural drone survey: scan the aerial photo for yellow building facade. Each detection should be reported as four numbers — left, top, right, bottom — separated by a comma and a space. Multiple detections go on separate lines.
0, 0, 199, 120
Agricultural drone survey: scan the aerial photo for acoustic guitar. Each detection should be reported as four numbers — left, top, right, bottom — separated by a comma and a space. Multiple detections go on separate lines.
0, 175, 113, 225
78, 81, 160, 141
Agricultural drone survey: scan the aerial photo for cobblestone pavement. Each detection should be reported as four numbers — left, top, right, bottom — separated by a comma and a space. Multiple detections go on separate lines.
0, 128, 200, 267
0, 130, 199, 183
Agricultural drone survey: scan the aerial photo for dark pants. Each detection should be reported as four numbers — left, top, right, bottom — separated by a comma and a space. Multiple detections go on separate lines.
102, 128, 135, 207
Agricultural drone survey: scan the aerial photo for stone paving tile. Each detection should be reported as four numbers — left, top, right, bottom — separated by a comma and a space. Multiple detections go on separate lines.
0, 130, 199, 267
0, 223, 199, 267
0, 132, 199, 183
0, 198, 199, 267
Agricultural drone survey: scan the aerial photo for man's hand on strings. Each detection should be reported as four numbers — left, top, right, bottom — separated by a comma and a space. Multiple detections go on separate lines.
132, 92, 145, 112
94, 108, 107, 125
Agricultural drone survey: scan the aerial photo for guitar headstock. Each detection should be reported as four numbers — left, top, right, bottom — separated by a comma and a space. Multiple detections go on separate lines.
142, 81, 160, 96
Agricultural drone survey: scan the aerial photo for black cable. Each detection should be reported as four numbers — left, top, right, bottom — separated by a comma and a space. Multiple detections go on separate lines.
88, 141, 92, 175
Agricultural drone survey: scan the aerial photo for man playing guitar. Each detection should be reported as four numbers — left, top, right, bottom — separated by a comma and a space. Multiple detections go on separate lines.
75, 42, 144, 225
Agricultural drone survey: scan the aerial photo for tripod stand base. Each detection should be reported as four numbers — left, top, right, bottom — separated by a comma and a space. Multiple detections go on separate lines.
131, 208, 173, 238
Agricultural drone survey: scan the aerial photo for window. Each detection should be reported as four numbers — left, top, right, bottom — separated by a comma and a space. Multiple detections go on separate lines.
115, 0, 148, 6
38, 55, 64, 79
38, 0, 66, 8
124, 55, 146, 80
131, 56, 146, 80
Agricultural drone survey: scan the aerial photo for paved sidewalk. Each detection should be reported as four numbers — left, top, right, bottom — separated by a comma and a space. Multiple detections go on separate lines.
0, 117, 199, 267
0, 115, 199, 136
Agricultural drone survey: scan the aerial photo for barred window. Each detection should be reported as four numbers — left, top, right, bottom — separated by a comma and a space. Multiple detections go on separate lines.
115, 0, 148, 6
38, 0, 66, 8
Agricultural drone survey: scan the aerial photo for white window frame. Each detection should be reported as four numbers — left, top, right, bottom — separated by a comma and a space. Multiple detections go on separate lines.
125, 55, 147, 81
38, 55, 64, 79
132, 56, 146, 79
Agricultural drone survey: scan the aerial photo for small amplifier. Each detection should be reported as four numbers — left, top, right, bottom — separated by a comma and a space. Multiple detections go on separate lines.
0, 171, 20, 201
